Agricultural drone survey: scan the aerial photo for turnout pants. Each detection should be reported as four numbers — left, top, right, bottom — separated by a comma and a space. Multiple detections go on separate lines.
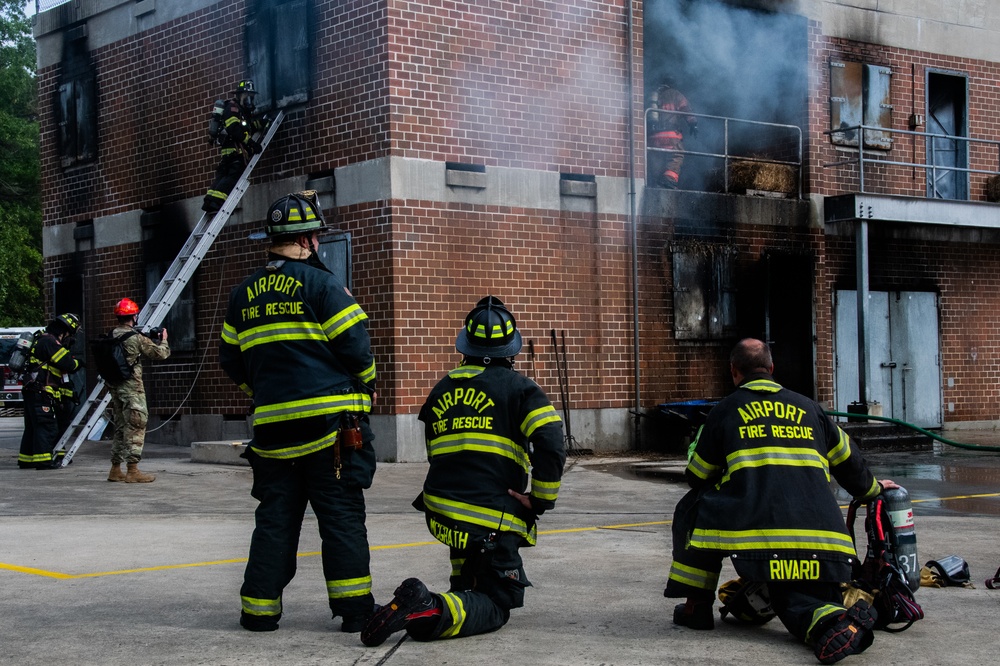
203, 153, 248, 212
19, 390, 58, 468
241, 445, 374, 628
410, 531, 530, 641
665, 488, 847, 643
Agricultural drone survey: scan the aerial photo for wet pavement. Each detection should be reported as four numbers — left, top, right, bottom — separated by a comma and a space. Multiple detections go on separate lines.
2, 417, 1000, 665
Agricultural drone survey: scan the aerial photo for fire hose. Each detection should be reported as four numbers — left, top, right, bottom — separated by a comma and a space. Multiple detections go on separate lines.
824, 410, 1000, 453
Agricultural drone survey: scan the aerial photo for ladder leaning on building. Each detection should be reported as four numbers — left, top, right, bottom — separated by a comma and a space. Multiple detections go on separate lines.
51, 111, 286, 467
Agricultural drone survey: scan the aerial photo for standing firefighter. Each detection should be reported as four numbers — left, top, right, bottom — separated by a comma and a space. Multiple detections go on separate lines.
220, 192, 379, 633
202, 79, 269, 213
362, 296, 566, 647
648, 80, 698, 189
106, 298, 170, 483
18, 314, 83, 469
665, 338, 898, 665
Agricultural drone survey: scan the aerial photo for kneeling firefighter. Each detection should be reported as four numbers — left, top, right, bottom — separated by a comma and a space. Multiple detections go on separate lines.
361, 296, 566, 647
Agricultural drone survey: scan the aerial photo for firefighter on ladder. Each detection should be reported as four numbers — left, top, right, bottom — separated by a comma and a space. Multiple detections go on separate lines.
202, 79, 269, 213
648, 79, 698, 189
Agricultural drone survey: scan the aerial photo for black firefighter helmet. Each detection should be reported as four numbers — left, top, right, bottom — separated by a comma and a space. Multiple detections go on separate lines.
456, 296, 522, 360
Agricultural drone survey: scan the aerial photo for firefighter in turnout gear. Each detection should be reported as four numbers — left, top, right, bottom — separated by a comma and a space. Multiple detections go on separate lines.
220, 192, 379, 634
648, 80, 697, 189
202, 79, 269, 213
18, 314, 83, 469
362, 296, 566, 647
664, 339, 898, 665
107, 298, 170, 483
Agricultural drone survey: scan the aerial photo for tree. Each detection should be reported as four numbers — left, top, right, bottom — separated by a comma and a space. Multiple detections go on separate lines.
0, 0, 43, 326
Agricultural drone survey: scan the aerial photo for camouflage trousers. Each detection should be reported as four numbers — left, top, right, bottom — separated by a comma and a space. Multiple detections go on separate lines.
109, 381, 149, 464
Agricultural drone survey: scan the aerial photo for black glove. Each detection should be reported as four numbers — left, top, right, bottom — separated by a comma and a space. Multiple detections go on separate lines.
248, 139, 263, 155
689, 125, 699, 139
75, 359, 86, 369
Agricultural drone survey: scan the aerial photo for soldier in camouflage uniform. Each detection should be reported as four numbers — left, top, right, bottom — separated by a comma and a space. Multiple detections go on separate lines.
106, 298, 171, 483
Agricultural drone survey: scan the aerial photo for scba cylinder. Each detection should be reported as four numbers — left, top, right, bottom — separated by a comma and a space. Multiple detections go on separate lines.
883, 486, 919, 591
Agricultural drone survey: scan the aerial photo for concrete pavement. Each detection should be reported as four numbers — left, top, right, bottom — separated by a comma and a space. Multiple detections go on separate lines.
2, 417, 1000, 665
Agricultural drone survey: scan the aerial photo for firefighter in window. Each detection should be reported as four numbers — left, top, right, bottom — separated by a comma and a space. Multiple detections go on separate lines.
202, 79, 270, 213
648, 78, 698, 190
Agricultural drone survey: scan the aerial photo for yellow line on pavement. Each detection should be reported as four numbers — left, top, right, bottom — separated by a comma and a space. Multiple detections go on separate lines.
4, 494, 996, 580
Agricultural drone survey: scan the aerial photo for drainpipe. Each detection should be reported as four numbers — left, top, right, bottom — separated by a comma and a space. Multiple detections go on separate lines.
626, 0, 641, 448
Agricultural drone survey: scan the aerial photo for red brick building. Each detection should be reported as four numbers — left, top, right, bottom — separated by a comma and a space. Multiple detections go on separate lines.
32, 0, 1000, 459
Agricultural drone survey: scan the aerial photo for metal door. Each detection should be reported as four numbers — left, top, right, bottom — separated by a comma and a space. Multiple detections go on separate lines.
888, 292, 942, 427
835, 290, 890, 412
835, 290, 941, 427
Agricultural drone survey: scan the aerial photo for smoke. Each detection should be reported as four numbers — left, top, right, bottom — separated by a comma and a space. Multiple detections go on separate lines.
645, 0, 808, 126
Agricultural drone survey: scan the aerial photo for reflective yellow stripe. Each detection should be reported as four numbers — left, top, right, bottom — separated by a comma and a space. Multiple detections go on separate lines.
250, 429, 338, 460
239, 383, 253, 397
50, 347, 68, 363
322, 303, 368, 339
448, 365, 484, 379
521, 405, 561, 438
422, 493, 537, 546
356, 361, 376, 385
690, 528, 857, 556
439, 592, 467, 637
531, 477, 561, 501
253, 393, 371, 426
668, 561, 720, 591
687, 451, 719, 480
807, 604, 846, 642
206, 189, 229, 199
726, 446, 829, 476
743, 379, 782, 393
224, 116, 243, 128
450, 557, 465, 577
828, 427, 852, 466
237, 321, 327, 351
426, 432, 530, 473
326, 574, 372, 599
241, 595, 281, 616
221, 322, 239, 346
18, 452, 53, 464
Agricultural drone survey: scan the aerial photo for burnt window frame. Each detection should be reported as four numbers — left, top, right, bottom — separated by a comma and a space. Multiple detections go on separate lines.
246, 0, 313, 112
56, 26, 98, 168
670, 243, 738, 341
829, 60, 893, 150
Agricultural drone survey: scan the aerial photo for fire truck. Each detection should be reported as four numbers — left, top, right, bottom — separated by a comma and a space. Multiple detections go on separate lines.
0, 327, 42, 410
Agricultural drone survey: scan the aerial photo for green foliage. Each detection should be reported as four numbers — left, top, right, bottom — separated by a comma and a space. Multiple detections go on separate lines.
0, 0, 43, 326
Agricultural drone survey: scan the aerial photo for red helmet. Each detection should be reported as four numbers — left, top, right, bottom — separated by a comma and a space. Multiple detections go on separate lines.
114, 298, 140, 316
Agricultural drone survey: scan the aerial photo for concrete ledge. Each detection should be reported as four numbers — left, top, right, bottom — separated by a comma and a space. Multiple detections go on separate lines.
191, 440, 249, 466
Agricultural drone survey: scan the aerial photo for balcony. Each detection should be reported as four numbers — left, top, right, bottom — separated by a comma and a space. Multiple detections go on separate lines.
823, 124, 1000, 232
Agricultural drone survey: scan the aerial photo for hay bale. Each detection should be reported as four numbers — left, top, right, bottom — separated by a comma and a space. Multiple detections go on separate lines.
986, 175, 1000, 202
728, 160, 796, 196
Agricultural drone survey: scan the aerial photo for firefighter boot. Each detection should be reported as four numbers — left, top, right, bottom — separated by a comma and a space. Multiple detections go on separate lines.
340, 605, 379, 633
673, 598, 715, 630
125, 462, 156, 483
361, 578, 441, 647
813, 600, 877, 664
107, 463, 126, 482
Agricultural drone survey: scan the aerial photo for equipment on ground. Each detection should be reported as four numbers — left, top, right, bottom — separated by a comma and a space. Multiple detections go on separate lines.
50, 110, 286, 467
845, 490, 924, 632
923, 555, 971, 587
986, 566, 1000, 589
881, 486, 919, 591
717, 577, 776, 625
90, 330, 140, 384
550, 329, 590, 455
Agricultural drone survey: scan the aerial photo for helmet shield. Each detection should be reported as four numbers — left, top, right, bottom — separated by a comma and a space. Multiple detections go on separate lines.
253, 191, 327, 240
456, 296, 522, 359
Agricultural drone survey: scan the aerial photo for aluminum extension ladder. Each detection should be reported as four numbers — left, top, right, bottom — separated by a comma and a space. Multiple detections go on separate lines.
52, 110, 285, 467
